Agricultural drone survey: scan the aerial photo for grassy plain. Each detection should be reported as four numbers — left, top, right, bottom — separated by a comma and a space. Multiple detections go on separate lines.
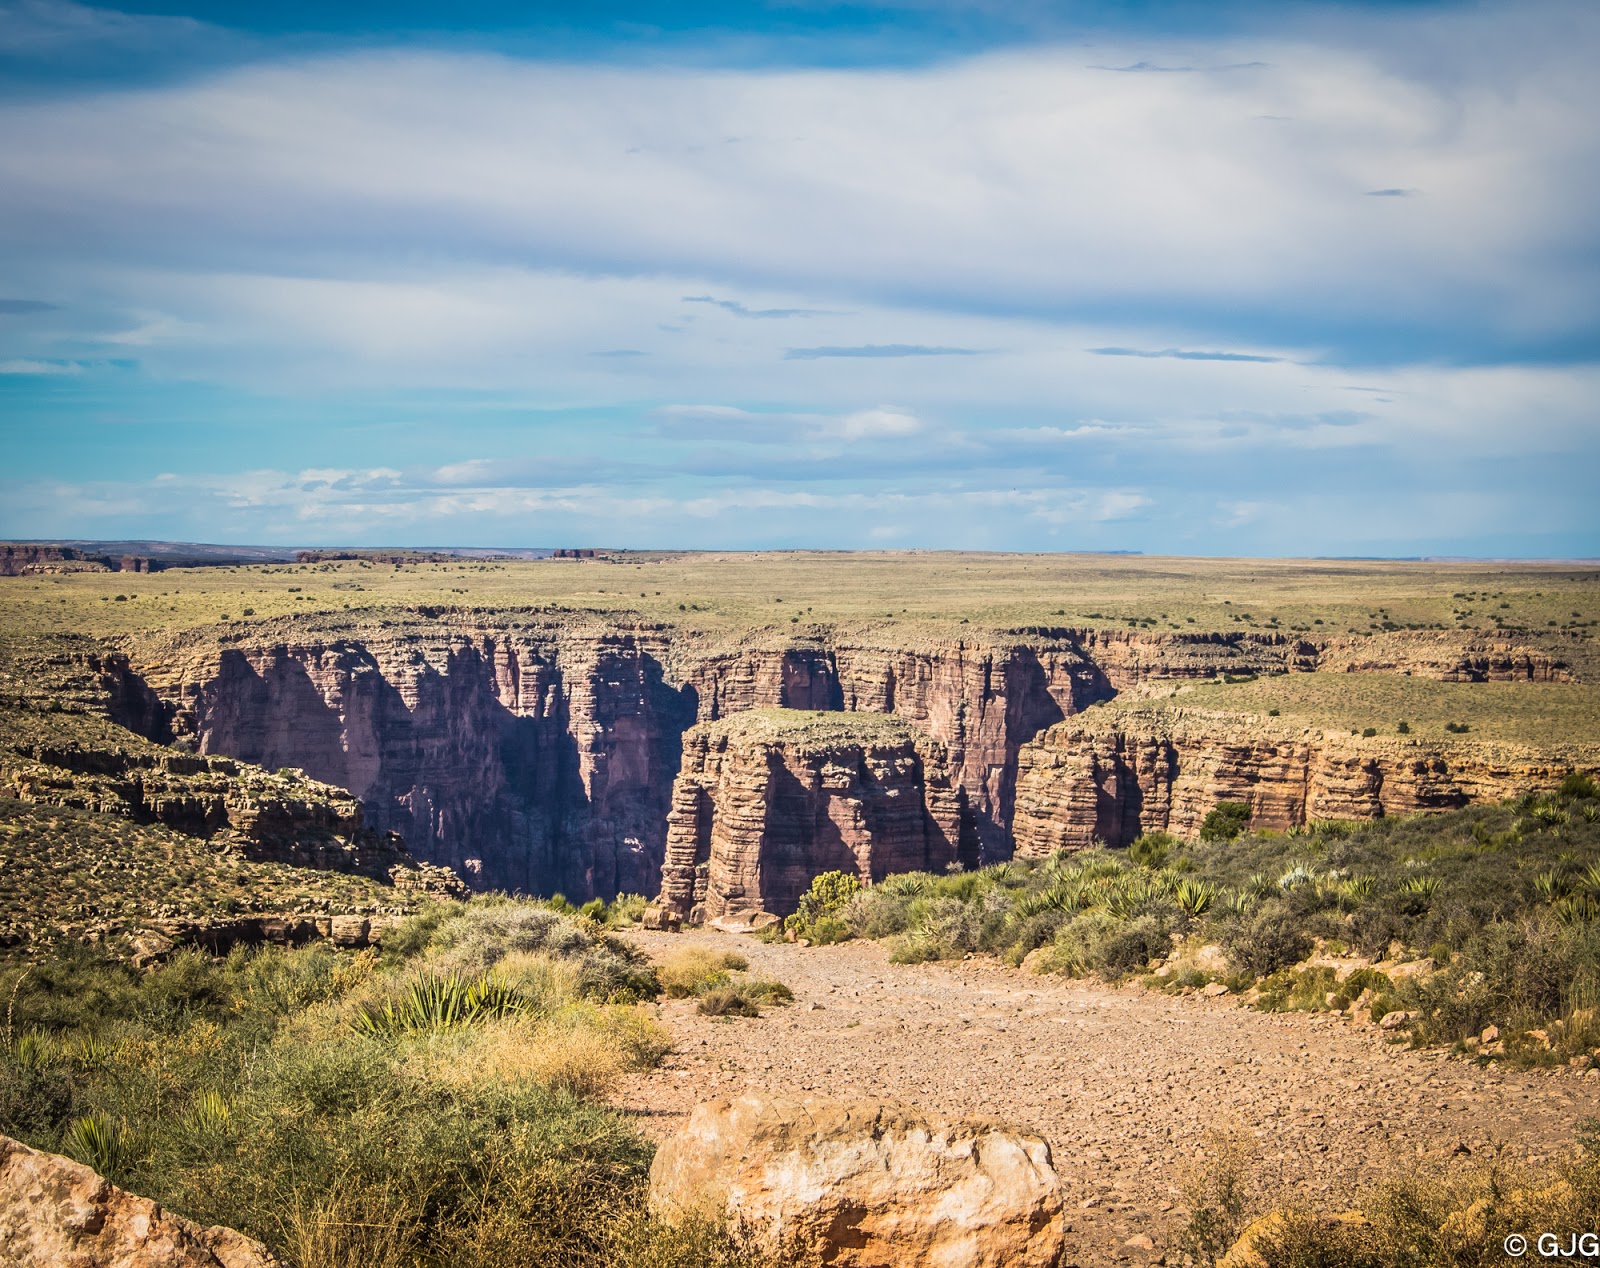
1, 550, 1598, 643
1110, 676, 1600, 749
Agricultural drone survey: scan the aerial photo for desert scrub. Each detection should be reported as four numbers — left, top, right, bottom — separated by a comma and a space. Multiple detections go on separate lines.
0, 899, 782, 1267
655, 945, 750, 998
1215, 1125, 1600, 1268
696, 978, 794, 1017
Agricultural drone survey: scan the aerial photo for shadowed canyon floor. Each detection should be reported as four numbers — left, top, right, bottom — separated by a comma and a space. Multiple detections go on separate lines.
621, 931, 1600, 1266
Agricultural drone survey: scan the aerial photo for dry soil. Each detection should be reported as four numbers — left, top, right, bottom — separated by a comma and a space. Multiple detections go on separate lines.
620, 931, 1600, 1267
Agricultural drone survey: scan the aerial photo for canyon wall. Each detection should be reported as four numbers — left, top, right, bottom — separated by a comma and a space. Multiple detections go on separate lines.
655, 711, 974, 924
111, 615, 1584, 899
1011, 713, 1593, 853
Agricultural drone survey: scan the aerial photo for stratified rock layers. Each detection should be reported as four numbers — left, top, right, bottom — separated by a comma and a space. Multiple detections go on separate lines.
1011, 714, 1590, 853
124, 616, 1584, 897
656, 711, 973, 922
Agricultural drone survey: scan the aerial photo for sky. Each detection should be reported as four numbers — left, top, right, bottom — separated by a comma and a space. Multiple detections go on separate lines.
0, 0, 1597, 555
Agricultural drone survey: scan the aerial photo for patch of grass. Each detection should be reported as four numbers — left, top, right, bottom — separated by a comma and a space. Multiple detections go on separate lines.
0, 897, 780, 1266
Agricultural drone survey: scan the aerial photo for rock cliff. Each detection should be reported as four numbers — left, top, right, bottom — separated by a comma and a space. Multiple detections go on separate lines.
655, 710, 974, 923
1011, 710, 1596, 852
90, 614, 1588, 898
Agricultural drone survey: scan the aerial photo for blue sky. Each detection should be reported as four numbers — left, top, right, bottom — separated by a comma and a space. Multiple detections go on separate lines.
1, 0, 1596, 554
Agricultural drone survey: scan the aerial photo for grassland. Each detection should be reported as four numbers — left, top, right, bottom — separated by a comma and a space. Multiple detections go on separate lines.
696, 707, 917, 750
1107, 676, 1600, 749
2, 550, 1597, 643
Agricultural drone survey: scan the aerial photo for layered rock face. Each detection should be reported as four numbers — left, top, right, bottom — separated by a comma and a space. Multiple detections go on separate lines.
145, 620, 694, 897
648, 1095, 1066, 1268
1012, 715, 1591, 852
655, 711, 974, 923
114, 615, 1584, 897
135, 620, 1116, 897
0, 1132, 282, 1267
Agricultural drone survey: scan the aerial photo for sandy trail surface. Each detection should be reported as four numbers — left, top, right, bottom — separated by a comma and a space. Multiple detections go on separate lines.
619, 931, 1600, 1266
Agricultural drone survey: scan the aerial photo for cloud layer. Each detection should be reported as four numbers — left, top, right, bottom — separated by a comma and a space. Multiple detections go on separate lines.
0, 0, 1595, 554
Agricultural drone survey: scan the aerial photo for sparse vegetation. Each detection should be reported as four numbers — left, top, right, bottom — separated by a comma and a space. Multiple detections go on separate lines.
1179, 1122, 1600, 1267
0, 897, 791, 1267
822, 781, 1600, 1067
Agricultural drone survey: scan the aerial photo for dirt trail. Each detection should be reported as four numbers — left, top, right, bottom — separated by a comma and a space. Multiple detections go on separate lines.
620, 931, 1600, 1266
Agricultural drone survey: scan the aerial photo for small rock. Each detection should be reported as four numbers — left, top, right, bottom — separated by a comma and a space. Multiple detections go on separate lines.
1378, 1011, 1411, 1031
1124, 1234, 1156, 1251
808, 1001, 824, 1011
1202, 983, 1231, 998
1480, 1024, 1500, 1044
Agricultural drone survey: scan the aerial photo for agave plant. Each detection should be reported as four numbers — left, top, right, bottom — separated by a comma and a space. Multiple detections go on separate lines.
1246, 873, 1276, 899
1277, 864, 1321, 892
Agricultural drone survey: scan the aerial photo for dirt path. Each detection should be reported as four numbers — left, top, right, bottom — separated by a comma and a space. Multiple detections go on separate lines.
619, 931, 1600, 1266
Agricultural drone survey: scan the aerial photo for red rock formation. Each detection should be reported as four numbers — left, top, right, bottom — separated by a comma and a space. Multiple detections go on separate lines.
656, 711, 974, 923
1011, 713, 1596, 852
146, 619, 694, 896
120, 615, 1589, 897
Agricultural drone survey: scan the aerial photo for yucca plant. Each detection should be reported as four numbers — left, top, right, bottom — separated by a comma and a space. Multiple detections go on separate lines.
1174, 878, 1219, 917
1533, 870, 1572, 902
63, 1112, 129, 1177
353, 971, 527, 1037
1336, 875, 1375, 906
1400, 875, 1442, 900
1012, 881, 1090, 920
189, 1088, 232, 1132
1554, 894, 1600, 926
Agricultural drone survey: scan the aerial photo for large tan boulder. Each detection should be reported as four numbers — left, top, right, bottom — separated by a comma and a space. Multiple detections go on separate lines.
649, 1095, 1066, 1267
0, 1132, 282, 1268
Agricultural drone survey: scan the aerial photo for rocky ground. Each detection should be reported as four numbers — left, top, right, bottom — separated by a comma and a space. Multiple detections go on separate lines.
620, 931, 1600, 1267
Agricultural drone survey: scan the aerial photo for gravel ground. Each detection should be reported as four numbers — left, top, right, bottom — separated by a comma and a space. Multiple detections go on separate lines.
619, 930, 1600, 1267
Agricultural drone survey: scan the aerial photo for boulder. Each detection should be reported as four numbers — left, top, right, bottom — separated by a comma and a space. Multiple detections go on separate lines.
0, 1132, 282, 1267
648, 1095, 1065, 1268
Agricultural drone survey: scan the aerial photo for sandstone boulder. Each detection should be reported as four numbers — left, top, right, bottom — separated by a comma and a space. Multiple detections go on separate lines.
0, 1132, 282, 1267
648, 1095, 1065, 1268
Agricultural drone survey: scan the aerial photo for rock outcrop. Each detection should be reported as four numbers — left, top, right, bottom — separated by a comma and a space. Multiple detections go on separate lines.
1012, 713, 1596, 851
87, 613, 1589, 897
655, 711, 973, 923
0, 1131, 282, 1267
648, 1095, 1066, 1268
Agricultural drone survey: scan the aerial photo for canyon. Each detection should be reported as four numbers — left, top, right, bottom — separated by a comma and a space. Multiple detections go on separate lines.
50, 610, 1584, 910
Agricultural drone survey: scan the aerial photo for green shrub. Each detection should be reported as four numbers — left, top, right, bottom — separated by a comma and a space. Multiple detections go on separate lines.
1129, 831, 1175, 869
806, 916, 851, 945
1201, 801, 1252, 842
1223, 902, 1312, 977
